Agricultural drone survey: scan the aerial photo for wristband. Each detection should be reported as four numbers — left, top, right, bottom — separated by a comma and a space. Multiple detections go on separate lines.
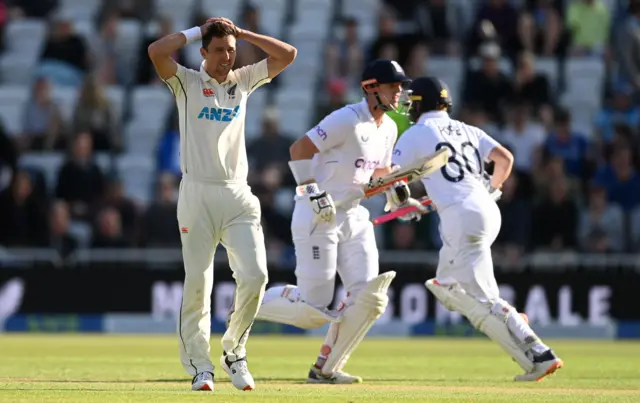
181, 26, 202, 43
288, 160, 313, 185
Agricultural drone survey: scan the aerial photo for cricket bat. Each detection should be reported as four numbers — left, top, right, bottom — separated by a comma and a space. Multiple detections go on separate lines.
371, 196, 435, 226
334, 147, 449, 208
370, 186, 503, 226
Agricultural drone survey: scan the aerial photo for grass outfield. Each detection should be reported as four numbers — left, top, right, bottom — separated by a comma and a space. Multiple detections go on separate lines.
0, 335, 639, 402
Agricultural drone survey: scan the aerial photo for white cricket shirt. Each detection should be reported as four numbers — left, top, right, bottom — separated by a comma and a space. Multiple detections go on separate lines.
392, 110, 500, 210
163, 59, 271, 183
306, 99, 397, 204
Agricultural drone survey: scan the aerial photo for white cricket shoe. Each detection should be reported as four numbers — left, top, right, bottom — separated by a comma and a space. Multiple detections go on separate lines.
220, 354, 255, 391
191, 371, 214, 391
514, 350, 564, 382
307, 366, 363, 384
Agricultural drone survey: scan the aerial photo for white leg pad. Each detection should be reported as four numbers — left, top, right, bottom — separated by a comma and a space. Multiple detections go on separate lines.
425, 279, 534, 372
320, 271, 396, 374
255, 285, 341, 330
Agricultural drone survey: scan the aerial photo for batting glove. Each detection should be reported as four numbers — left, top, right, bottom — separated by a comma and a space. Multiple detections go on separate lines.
297, 183, 336, 225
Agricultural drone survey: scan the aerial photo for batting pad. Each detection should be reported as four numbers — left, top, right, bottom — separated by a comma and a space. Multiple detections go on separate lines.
255, 285, 341, 329
322, 271, 396, 374
425, 279, 534, 372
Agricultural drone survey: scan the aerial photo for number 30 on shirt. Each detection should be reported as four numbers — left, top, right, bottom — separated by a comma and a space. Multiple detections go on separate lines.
435, 141, 483, 182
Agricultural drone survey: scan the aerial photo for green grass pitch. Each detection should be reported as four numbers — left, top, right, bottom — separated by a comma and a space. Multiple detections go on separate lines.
1, 334, 639, 402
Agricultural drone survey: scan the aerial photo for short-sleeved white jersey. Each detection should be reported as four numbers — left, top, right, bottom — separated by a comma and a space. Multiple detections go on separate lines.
392, 110, 500, 210
163, 59, 271, 183
306, 99, 397, 204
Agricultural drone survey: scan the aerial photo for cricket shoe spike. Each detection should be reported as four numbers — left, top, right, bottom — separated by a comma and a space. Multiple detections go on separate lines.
191, 371, 214, 391
220, 353, 255, 390
306, 365, 363, 384
514, 349, 564, 382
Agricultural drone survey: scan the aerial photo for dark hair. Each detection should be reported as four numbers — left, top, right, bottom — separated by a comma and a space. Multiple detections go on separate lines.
553, 107, 571, 124
202, 21, 237, 49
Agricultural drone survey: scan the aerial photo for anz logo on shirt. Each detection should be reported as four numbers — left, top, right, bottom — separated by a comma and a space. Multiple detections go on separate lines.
197, 105, 241, 122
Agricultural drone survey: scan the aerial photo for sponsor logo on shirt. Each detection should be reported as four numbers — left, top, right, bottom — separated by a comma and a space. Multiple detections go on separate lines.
354, 158, 379, 169
202, 88, 215, 97
196, 105, 241, 122
315, 126, 327, 141
227, 84, 237, 99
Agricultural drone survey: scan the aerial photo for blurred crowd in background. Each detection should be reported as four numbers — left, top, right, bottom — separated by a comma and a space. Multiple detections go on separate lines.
0, 0, 639, 267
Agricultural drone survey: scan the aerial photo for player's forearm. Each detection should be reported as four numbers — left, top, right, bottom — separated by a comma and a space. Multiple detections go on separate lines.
148, 32, 188, 59
238, 30, 296, 63
488, 146, 514, 189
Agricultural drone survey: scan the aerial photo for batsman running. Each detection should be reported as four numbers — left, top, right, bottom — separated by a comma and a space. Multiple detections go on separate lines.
392, 77, 564, 381
148, 18, 296, 392
253, 59, 428, 383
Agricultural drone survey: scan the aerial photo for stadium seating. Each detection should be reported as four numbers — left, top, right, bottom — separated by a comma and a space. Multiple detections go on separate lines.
0, 0, 623, 255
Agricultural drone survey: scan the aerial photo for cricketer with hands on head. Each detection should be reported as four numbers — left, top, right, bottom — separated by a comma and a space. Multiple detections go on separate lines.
254, 59, 426, 384
147, 17, 296, 392
393, 76, 563, 382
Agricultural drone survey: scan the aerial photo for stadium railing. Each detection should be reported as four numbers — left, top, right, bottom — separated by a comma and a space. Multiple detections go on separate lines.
0, 247, 638, 272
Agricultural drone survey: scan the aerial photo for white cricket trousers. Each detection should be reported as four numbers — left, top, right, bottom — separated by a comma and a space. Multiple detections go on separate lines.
177, 176, 268, 376
435, 193, 501, 301
291, 201, 379, 308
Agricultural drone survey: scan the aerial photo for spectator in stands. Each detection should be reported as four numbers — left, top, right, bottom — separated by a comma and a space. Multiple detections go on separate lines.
45, 200, 78, 257
98, 0, 152, 22
496, 174, 531, 267
252, 183, 292, 250
500, 101, 546, 176
467, 0, 521, 59
509, 51, 554, 122
18, 77, 64, 151
91, 206, 130, 248
616, 0, 640, 92
593, 147, 640, 211
578, 184, 626, 253
534, 154, 582, 203
519, 0, 566, 57
404, 42, 429, 78
140, 172, 180, 247
7, 0, 57, 19
234, 4, 268, 69
0, 169, 48, 246
324, 17, 365, 85
544, 108, 590, 179
72, 74, 119, 152
460, 103, 500, 136
378, 41, 400, 61
532, 176, 579, 251
247, 107, 291, 173
96, 176, 137, 241
595, 85, 640, 145
39, 14, 90, 87
369, 7, 408, 65
416, 0, 461, 56
462, 42, 513, 123
566, 0, 612, 57
156, 113, 181, 178
55, 132, 105, 220
314, 78, 348, 123
94, 12, 121, 86
136, 15, 187, 85
0, 120, 17, 192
